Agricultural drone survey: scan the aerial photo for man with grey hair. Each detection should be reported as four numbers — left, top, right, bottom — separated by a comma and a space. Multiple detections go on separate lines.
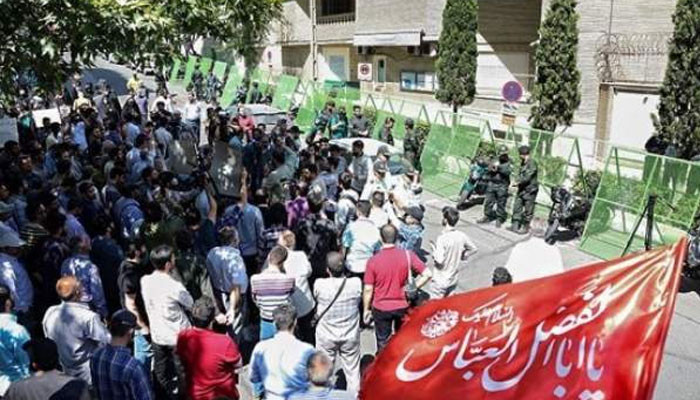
250, 303, 315, 400
288, 351, 355, 400
505, 219, 563, 283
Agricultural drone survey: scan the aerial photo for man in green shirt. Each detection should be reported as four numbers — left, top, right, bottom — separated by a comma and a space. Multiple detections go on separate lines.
509, 145, 539, 234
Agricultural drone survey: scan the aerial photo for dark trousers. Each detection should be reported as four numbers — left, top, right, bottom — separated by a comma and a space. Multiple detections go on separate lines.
296, 311, 315, 346
372, 307, 407, 352
483, 187, 508, 223
152, 343, 182, 400
243, 254, 261, 324
512, 189, 538, 227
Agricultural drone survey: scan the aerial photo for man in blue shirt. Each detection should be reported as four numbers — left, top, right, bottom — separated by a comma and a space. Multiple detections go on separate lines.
0, 284, 30, 396
91, 310, 153, 400
205, 227, 248, 335
61, 236, 109, 318
250, 304, 314, 400
0, 232, 33, 315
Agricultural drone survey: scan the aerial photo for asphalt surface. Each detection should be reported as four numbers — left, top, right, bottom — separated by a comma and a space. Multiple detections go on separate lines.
83, 59, 700, 400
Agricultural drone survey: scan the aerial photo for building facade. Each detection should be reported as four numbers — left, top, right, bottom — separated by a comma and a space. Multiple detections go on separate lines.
257, 0, 676, 151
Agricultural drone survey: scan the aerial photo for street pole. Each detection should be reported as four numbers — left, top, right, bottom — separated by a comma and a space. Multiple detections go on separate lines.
310, 0, 318, 81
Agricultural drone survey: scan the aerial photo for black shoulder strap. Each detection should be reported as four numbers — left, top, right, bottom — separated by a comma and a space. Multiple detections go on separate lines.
316, 276, 347, 323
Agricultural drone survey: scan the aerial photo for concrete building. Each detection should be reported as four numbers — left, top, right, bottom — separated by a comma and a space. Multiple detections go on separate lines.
257, 0, 676, 154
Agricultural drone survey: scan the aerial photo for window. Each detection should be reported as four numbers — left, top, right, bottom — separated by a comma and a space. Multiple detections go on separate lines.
401, 71, 438, 92
377, 59, 386, 83
321, 0, 354, 16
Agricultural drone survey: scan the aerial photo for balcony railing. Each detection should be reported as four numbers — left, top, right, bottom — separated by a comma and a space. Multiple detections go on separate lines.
317, 12, 355, 24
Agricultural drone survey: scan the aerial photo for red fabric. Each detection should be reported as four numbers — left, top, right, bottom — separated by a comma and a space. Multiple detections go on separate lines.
360, 240, 687, 400
364, 246, 426, 311
176, 328, 242, 400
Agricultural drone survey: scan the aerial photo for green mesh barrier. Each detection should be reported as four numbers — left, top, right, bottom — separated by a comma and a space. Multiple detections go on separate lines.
421, 123, 456, 198
199, 57, 213, 75
168, 58, 182, 85
295, 107, 316, 132
271, 75, 299, 111
212, 61, 228, 80
182, 55, 198, 88
304, 82, 330, 111
219, 67, 243, 107
579, 147, 700, 260
247, 68, 271, 103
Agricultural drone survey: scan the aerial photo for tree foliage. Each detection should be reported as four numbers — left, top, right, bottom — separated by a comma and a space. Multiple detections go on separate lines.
435, 0, 478, 112
529, 0, 581, 132
654, 0, 700, 159
0, 0, 282, 97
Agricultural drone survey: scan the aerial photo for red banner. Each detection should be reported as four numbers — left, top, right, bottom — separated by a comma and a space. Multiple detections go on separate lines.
360, 240, 687, 400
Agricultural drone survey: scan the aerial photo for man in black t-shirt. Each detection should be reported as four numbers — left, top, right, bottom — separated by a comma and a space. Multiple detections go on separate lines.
117, 243, 153, 369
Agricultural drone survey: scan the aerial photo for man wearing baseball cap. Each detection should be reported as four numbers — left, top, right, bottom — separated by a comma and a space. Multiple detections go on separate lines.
0, 230, 33, 316
91, 310, 153, 400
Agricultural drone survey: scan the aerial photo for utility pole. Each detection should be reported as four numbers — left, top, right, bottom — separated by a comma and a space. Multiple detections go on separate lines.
310, 0, 318, 81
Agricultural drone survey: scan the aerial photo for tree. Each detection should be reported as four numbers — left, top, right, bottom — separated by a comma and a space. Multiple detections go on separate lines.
0, 0, 282, 98
435, 0, 478, 113
529, 0, 581, 132
653, 0, 700, 159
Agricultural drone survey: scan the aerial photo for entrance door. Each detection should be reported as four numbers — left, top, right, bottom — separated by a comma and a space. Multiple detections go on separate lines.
328, 55, 348, 81
609, 89, 660, 149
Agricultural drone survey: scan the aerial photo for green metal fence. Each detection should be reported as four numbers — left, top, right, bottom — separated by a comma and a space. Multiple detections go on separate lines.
212, 61, 228, 81
220, 66, 244, 107
271, 75, 300, 111
182, 55, 198, 88
199, 57, 213, 76
579, 147, 700, 259
420, 111, 489, 199
168, 58, 183, 86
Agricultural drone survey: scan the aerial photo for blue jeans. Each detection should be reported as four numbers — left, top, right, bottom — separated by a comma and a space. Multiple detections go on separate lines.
134, 331, 153, 371
260, 320, 277, 341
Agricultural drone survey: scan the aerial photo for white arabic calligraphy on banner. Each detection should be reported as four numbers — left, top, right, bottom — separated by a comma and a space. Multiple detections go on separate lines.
396, 284, 613, 397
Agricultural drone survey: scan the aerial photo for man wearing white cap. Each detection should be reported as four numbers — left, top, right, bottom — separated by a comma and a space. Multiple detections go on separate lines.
0, 230, 33, 315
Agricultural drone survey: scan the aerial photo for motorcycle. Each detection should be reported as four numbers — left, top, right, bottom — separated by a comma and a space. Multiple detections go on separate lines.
456, 157, 489, 208
683, 227, 700, 279
544, 186, 593, 245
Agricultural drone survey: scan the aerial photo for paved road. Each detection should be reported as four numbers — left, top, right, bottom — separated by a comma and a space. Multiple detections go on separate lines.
86, 60, 700, 399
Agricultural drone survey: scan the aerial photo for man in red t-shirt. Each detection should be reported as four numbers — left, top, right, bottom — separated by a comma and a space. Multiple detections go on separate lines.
363, 224, 432, 351
176, 296, 242, 400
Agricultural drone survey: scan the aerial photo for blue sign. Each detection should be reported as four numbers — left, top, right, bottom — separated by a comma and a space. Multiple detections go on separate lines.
501, 81, 523, 103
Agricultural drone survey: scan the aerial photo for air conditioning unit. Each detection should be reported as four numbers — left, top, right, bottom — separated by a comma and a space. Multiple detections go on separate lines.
407, 46, 421, 56
428, 43, 438, 57
357, 46, 375, 55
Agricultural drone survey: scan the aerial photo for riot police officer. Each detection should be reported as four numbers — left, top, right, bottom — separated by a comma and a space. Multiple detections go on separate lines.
509, 145, 539, 234
477, 145, 511, 227
404, 118, 420, 170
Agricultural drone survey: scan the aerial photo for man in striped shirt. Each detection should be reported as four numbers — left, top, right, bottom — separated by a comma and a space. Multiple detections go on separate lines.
250, 246, 295, 341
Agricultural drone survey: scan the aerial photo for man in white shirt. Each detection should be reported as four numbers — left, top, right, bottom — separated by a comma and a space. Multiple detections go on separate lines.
250, 303, 315, 400
428, 207, 478, 299
313, 252, 362, 395
43, 276, 111, 384
505, 219, 564, 283
278, 230, 316, 344
182, 93, 201, 139
140, 245, 194, 400
342, 201, 381, 279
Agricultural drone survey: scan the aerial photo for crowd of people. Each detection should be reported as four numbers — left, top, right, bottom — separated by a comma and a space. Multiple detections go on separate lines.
0, 72, 481, 400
